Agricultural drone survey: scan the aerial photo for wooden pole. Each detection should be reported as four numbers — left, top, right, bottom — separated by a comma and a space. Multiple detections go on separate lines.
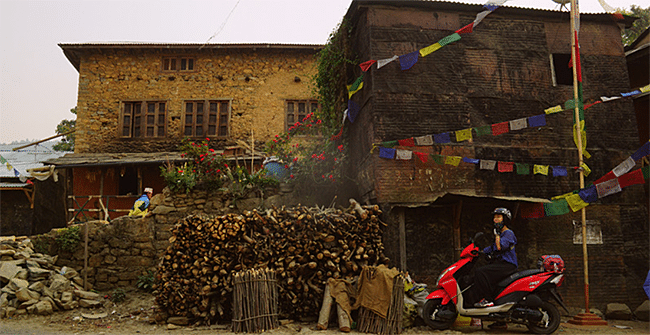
569, 0, 589, 313
397, 207, 407, 271
84, 222, 88, 290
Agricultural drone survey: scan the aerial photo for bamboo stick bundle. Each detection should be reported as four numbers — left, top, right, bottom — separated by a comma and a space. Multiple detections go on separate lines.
356, 275, 404, 335
232, 268, 279, 333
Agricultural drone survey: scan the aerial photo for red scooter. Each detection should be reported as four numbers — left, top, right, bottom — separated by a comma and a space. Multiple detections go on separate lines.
422, 233, 568, 334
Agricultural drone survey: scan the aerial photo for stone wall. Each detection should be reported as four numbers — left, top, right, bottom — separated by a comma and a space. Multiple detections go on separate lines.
73, 46, 320, 153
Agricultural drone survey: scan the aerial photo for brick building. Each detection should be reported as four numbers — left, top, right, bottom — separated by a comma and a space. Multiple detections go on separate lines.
50, 43, 322, 220
342, 1, 647, 310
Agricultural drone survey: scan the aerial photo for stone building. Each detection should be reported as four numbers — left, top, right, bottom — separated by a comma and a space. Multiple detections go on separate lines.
49, 43, 322, 221
341, 0, 647, 311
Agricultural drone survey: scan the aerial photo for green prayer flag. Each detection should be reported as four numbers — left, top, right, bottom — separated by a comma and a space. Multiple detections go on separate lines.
474, 125, 492, 137
515, 163, 530, 175
643, 165, 649, 180
431, 154, 444, 165
0, 156, 5, 164
544, 199, 570, 216
348, 75, 364, 92
438, 33, 461, 47
382, 140, 398, 148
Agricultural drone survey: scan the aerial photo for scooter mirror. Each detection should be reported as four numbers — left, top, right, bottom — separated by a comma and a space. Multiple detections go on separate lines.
470, 232, 485, 249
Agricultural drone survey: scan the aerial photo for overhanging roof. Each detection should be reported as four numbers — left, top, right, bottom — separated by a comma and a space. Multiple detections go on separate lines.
58, 42, 324, 72
42, 152, 186, 168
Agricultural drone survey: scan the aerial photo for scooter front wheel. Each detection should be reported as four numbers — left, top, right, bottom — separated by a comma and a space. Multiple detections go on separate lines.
422, 298, 457, 330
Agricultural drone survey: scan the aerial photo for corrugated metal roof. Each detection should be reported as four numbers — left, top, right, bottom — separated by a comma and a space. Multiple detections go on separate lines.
43, 152, 186, 167
0, 142, 70, 178
0, 182, 31, 189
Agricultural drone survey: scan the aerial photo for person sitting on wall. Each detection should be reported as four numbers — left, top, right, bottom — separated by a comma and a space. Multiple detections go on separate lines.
129, 187, 153, 217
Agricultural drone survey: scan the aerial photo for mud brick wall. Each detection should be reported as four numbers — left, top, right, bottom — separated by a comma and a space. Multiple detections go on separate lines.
72, 46, 319, 153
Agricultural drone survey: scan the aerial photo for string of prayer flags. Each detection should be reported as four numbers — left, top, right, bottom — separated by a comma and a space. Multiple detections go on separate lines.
534, 165, 549, 175
347, 75, 364, 99
400, 51, 420, 71
480, 160, 496, 170
552, 166, 568, 177
498, 161, 514, 173
509, 118, 527, 131
566, 193, 589, 212
420, 43, 442, 57
396, 149, 413, 160
492, 121, 509, 136
377, 55, 399, 69
445, 156, 462, 166
348, 100, 360, 123
516, 163, 530, 175
359, 60, 377, 72
431, 154, 444, 165
455, 128, 473, 142
527, 114, 546, 128
474, 125, 492, 137
544, 199, 570, 216
379, 147, 396, 159
414, 135, 434, 146
434, 133, 451, 144
578, 185, 598, 203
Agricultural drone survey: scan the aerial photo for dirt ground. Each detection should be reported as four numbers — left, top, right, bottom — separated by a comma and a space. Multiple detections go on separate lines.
0, 291, 648, 335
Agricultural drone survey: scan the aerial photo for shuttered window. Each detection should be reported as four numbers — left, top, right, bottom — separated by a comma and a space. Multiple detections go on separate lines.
184, 100, 230, 138
121, 101, 166, 138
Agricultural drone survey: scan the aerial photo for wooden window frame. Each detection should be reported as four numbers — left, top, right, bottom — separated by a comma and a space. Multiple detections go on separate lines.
183, 99, 231, 138
285, 99, 320, 132
161, 56, 196, 72
120, 101, 167, 138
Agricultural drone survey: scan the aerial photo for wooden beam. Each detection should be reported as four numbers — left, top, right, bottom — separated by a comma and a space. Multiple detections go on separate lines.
397, 207, 407, 271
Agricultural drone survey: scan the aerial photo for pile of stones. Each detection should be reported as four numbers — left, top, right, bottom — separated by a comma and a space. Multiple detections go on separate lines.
0, 237, 103, 317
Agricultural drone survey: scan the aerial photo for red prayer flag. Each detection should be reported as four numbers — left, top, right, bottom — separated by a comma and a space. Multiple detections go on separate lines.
398, 138, 415, 147
414, 152, 428, 163
498, 161, 514, 172
520, 202, 545, 219
618, 169, 645, 188
492, 122, 509, 136
456, 23, 474, 34
594, 171, 616, 185
574, 32, 582, 82
584, 100, 602, 110
359, 60, 377, 72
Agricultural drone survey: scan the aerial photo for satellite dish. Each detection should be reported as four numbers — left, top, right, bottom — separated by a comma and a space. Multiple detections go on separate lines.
552, 0, 570, 4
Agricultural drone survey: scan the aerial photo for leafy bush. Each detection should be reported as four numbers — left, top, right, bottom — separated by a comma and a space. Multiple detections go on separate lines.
108, 288, 126, 303
55, 226, 81, 252
136, 270, 156, 292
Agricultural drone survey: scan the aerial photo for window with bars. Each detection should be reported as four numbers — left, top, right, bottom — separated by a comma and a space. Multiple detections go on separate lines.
184, 100, 230, 138
286, 99, 319, 131
162, 56, 195, 72
121, 101, 167, 138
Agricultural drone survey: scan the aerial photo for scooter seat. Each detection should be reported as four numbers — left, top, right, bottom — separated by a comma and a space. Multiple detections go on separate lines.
497, 269, 544, 288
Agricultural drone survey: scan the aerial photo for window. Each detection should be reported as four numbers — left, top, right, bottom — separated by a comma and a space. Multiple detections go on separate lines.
286, 99, 319, 131
550, 53, 572, 86
162, 56, 195, 71
184, 100, 230, 137
121, 101, 167, 138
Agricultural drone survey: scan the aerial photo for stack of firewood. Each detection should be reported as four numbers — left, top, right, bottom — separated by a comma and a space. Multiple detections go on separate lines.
154, 200, 389, 325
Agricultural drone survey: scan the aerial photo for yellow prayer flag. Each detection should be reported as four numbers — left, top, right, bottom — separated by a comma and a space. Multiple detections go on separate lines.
6, 163, 13, 171
347, 81, 364, 99
455, 128, 473, 142
533, 165, 549, 175
580, 162, 591, 177
419, 42, 442, 57
445, 156, 462, 166
544, 105, 563, 114
640, 84, 650, 93
566, 193, 589, 212
573, 120, 591, 158
551, 192, 574, 200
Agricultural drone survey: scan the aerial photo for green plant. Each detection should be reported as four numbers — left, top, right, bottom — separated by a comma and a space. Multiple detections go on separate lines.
32, 235, 54, 255
221, 165, 279, 201
109, 288, 127, 303
160, 138, 228, 193
55, 226, 81, 252
136, 270, 156, 292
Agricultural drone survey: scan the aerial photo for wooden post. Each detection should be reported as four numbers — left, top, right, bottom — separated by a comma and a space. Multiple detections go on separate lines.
453, 201, 463, 259
84, 222, 88, 290
397, 207, 407, 271
317, 281, 333, 330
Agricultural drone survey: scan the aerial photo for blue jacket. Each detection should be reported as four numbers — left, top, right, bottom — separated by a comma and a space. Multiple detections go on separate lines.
483, 229, 518, 268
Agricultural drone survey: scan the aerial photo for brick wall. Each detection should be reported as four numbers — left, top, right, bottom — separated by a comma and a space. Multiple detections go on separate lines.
72, 47, 319, 153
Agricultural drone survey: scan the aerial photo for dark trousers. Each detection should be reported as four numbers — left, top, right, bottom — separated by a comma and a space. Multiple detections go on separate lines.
474, 260, 517, 301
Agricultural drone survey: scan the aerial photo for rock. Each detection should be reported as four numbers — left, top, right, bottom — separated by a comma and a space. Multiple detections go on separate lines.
0, 292, 8, 308
28, 266, 51, 280
579, 308, 604, 319
61, 291, 73, 303
167, 316, 190, 325
34, 301, 53, 315
28, 281, 45, 292
49, 277, 70, 292
18, 299, 38, 309
167, 323, 181, 330
0, 262, 21, 283
61, 300, 78, 310
59, 266, 78, 279
152, 205, 176, 215
0, 249, 16, 257
5, 306, 16, 317
74, 290, 101, 300
15, 287, 33, 302
634, 300, 649, 321
82, 312, 107, 319
78, 299, 102, 308
606, 303, 633, 320
14, 308, 27, 316
41, 296, 58, 311
8, 277, 29, 291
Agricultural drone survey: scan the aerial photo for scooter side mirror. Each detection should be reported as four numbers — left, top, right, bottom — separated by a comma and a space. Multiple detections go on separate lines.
470, 232, 485, 249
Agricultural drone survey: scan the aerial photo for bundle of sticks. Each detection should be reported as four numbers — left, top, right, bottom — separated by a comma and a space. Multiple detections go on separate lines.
155, 200, 389, 325
232, 268, 279, 333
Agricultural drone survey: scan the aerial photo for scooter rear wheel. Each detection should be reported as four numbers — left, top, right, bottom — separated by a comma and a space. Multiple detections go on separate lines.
422, 298, 457, 330
526, 301, 561, 334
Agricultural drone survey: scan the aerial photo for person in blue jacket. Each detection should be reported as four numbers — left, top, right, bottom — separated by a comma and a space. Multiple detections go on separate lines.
129, 187, 153, 217
474, 207, 518, 308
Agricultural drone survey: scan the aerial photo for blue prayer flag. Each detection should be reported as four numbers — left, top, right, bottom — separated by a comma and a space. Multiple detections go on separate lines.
552, 166, 568, 177
579, 185, 598, 203
462, 157, 480, 164
631, 141, 650, 161
348, 100, 360, 123
527, 114, 547, 128
434, 132, 451, 144
621, 90, 641, 97
379, 147, 396, 159
399, 51, 419, 71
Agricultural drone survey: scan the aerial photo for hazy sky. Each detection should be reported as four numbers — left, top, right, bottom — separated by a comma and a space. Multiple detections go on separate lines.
0, 0, 643, 144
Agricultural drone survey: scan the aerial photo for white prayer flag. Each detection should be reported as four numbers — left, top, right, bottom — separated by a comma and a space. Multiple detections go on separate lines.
480, 160, 496, 170
612, 157, 636, 177
396, 149, 413, 160
596, 178, 622, 198
377, 55, 399, 69
509, 118, 528, 131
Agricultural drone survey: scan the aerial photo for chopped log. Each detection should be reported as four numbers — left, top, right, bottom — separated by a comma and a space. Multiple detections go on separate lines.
337, 303, 351, 333
317, 282, 333, 330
